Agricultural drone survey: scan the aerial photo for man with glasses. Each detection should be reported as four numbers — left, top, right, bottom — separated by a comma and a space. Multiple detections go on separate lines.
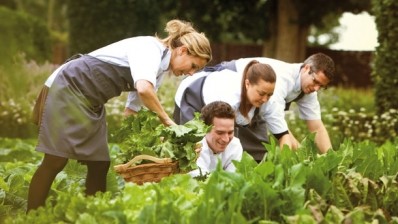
202, 53, 335, 157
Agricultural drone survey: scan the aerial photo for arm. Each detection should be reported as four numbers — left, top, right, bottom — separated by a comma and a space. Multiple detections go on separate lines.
124, 89, 142, 116
306, 119, 332, 154
261, 99, 300, 150
136, 79, 175, 126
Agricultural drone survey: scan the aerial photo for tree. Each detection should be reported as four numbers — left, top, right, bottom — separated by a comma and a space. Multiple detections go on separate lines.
264, 0, 372, 62
67, 0, 161, 55
0, 6, 51, 63
372, 0, 398, 114
1, 0, 69, 63
3, 0, 374, 63
162, 0, 371, 62
160, 0, 270, 44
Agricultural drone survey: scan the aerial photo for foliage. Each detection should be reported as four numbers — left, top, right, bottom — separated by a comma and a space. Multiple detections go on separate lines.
113, 110, 210, 172
161, 0, 371, 46
66, 0, 162, 55
293, 0, 371, 48
293, 0, 372, 27
0, 99, 36, 138
307, 14, 340, 47
0, 138, 121, 223
317, 87, 375, 112
0, 55, 57, 138
2, 136, 398, 223
285, 87, 397, 148
0, 6, 51, 64
161, 0, 270, 43
4, 0, 69, 33
0, 54, 56, 101
328, 108, 397, 144
1, 0, 375, 58
0, 57, 395, 147
372, 0, 398, 114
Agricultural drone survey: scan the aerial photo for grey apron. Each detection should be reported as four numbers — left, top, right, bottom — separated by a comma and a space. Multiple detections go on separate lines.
36, 55, 134, 161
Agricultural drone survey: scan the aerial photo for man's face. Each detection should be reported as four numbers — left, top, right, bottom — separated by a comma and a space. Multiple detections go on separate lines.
301, 65, 330, 94
205, 117, 235, 154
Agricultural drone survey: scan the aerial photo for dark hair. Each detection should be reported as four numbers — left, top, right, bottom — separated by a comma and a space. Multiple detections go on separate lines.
303, 53, 335, 81
201, 101, 235, 126
239, 60, 276, 117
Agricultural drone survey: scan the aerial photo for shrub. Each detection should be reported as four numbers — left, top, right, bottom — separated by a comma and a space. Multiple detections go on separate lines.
0, 6, 51, 64
372, 0, 398, 114
67, 0, 161, 54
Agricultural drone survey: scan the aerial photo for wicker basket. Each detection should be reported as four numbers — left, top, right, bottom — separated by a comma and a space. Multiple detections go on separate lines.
113, 155, 179, 185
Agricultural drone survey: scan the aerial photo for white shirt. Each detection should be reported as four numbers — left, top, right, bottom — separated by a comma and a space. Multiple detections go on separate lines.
189, 137, 243, 177
175, 69, 257, 126
45, 36, 171, 112
235, 57, 321, 134
174, 71, 209, 107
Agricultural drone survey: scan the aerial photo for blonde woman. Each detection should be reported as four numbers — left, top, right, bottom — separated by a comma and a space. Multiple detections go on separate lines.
28, 19, 212, 211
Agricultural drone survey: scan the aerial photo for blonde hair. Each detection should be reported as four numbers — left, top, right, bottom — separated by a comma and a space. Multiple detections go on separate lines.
160, 19, 212, 63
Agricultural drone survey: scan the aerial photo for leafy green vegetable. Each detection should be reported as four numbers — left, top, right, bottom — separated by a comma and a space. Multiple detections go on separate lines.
113, 110, 210, 172
3, 136, 398, 223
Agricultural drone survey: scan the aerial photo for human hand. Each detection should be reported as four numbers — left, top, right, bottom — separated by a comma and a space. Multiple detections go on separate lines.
194, 142, 202, 161
124, 107, 137, 116
194, 142, 202, 154
159, 116, 176, 126
289, 134, 300, 150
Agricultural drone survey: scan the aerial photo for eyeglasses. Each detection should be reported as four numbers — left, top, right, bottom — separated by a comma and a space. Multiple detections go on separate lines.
309, 69, 328, 90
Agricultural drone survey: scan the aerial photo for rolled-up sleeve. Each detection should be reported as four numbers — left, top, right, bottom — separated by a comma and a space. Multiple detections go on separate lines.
260, 98, 289, 134
125, 92, 142, 111
296, 93, 321, 120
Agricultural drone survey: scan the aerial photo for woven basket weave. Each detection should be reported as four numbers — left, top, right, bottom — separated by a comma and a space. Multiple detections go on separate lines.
113, 155, 179, 185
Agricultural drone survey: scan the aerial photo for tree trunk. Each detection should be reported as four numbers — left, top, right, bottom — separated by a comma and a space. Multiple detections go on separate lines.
297, 24, 309, 61
262, 13, 277, 58
263, 0, 308, 62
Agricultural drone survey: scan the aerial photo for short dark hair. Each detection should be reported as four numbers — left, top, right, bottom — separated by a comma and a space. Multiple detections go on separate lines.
200, 101, 235, 126
303, 53, 335, 81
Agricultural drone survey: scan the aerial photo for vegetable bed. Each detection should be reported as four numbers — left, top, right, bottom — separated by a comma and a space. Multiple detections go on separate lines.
1, 133, 398, 223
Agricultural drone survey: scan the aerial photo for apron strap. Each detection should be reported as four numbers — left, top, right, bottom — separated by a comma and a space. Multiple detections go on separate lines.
174, 75, 208, 124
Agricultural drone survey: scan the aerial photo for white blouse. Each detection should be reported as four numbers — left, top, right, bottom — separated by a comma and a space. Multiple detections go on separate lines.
45, 36, 171, 112
175, 69, 257, 126
236, 57, 321, 134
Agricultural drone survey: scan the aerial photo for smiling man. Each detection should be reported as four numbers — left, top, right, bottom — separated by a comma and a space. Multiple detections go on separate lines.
189, 101, 243, 177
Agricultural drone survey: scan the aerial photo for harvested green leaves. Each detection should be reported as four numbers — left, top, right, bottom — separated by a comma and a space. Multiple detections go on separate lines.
113, 110, 210, 172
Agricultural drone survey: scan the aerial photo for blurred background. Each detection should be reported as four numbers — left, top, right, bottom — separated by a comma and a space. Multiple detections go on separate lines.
0, 0, 396, 147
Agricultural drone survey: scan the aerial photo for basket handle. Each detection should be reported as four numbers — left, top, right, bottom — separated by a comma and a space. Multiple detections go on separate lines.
114, 155, 172, 172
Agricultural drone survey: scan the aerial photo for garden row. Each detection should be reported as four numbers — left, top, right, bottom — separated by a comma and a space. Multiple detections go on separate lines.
1, 135, 398, 223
